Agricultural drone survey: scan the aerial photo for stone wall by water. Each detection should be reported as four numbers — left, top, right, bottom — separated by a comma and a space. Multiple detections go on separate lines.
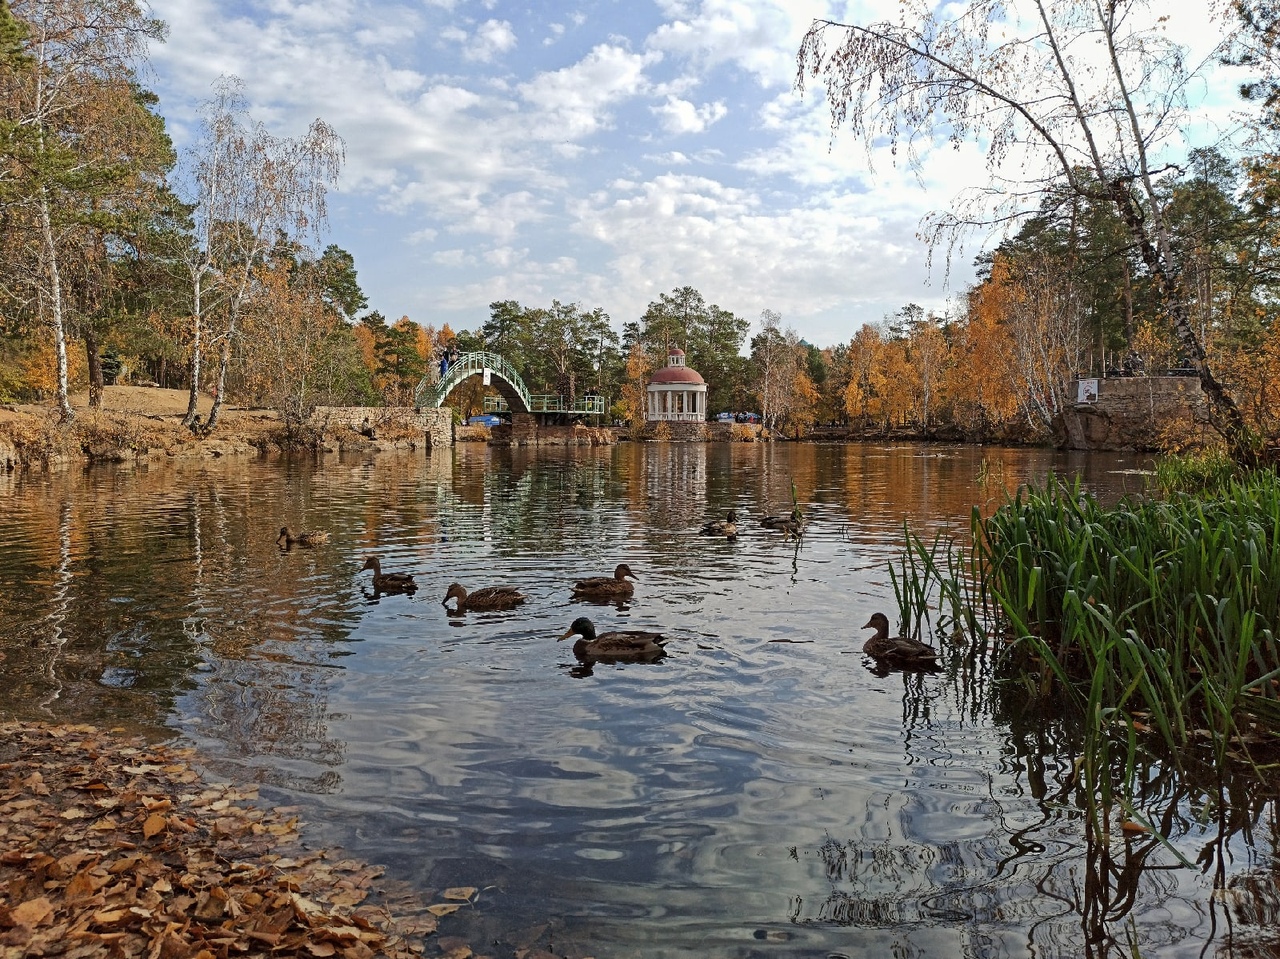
305, 408, 766, 448
631, 422, 765, 442
487, 417, 617, 446
1056, 375, 1207, 451
308, 406, 452, 450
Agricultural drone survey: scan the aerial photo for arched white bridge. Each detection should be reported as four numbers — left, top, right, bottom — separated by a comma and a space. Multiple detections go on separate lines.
414, 351, 605, 416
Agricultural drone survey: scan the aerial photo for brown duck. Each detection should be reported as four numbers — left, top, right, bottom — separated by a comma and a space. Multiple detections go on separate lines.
278, 526, 330, 547
760, 507, 803, 537
862, 612, 939, 665
571, 563, 637, 600
558, 617, 669, 663
359, 555, 417, 593
443, 582, 527, 612
700, 511, 738, 537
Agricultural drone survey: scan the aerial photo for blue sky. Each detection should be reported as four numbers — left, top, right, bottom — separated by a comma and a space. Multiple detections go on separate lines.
142, 0, 1240, 349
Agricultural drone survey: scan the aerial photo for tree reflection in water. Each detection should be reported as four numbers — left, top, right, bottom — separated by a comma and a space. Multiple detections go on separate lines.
1, 446, 1276, 957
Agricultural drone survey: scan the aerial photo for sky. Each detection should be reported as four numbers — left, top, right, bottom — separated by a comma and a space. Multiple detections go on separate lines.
140, 0, 1245, 350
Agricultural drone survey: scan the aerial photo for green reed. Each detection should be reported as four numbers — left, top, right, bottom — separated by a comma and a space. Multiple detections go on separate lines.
896, 469, 1280, 785
1151, 447, 1239, 497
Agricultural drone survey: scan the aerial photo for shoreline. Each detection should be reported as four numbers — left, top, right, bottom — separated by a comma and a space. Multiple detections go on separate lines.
0, 720, 445, 958
0, 387, 434, 473
0, 384, 1054, 474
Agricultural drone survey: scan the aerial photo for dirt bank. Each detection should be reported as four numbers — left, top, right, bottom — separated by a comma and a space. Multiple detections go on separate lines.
0, 387, 284, 471
0, 388, 436, 472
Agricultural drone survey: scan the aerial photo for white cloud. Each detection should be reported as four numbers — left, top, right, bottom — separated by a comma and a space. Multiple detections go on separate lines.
461, 19, 517, 62
564, 172, 945, 341
646, 0, 815, 87
653, 95, 728, 134
517, 44, 657, 140
432, 249, 475, 267
644, 151, 694, 165
141, 0, 1233, 346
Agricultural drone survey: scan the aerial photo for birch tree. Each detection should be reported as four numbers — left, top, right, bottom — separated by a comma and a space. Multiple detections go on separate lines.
797, 1, 1255, 459
1, 0, 164, 420
181, 76, 343, 431
751, 310, 808, 430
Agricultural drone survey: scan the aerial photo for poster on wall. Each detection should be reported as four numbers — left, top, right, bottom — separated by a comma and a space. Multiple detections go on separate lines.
1077, 378, 1099, 404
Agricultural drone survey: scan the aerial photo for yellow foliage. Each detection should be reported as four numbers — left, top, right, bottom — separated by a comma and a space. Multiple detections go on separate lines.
787, 367, 821, 434
844, 324, 886, 423
19, 335, 87, 397
353, 324, 377, 376
945, 259, 1021, 433
1132, 318, 1176, 373
620, 343, 655, 428
880, 339, 915, 427
1218, 318, 1280, 442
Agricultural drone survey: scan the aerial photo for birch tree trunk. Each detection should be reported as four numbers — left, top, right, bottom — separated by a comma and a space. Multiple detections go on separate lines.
182, 265, 204, 427
37, 189, 73, 421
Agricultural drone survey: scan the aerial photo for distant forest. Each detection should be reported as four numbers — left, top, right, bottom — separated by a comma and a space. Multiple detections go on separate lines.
3, 1, 1280, 449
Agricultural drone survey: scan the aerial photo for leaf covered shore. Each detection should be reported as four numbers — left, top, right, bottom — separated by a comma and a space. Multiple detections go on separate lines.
0, 722, 443, 959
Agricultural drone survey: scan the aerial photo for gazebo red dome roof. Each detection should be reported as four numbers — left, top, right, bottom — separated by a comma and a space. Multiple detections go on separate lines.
650, 365, 705, 385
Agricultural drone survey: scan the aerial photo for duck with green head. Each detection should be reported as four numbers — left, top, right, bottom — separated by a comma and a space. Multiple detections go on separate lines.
559, 617, 668, 663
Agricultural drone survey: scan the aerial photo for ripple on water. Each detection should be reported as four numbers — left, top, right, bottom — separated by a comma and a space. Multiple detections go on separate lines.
0, 444, 1266, 958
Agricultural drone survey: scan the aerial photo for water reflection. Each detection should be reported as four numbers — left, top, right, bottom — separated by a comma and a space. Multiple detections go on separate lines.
0, 443, 1273, 958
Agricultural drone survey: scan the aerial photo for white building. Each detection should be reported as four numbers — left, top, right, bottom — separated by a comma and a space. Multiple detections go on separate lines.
646, 348, 707, 422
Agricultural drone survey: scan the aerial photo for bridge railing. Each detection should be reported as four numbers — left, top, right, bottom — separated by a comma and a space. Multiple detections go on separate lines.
485, 395, 606, 415
414, 351, 531, 411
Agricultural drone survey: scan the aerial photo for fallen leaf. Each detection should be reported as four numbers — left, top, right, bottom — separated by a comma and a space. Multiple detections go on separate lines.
11, 897, 54, 927
64, 869, 101, 900
443, 887, 476, 902
426, 904, 461, 917
142, 813, 168, 839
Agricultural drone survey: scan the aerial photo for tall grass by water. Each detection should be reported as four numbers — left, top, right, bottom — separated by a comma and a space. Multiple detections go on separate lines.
894, 466, 1280, 856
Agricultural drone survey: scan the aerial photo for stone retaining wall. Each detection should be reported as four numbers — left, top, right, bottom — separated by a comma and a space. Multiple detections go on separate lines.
307, 408, 768, 448
309, 406, 452, 450
488, 418, 617, 446
634, 422, 766, 442
1056, 376, 1207, 451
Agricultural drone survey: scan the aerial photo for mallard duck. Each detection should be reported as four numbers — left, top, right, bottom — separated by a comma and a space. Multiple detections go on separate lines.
443, 582, 527, 612
700, 511, 738, 537
359, 555, 417, 594
277, 526, 330, 547
862, 613, 939, 665
558, 616, 669, 663
571, 563, 637, 599
761, 506, 804, 536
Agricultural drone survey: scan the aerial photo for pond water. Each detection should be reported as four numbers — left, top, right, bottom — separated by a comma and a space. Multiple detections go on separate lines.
1, 442, 1276, 959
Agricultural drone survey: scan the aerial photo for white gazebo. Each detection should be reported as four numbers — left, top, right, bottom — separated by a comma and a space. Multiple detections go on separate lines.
646, 348, 707, 422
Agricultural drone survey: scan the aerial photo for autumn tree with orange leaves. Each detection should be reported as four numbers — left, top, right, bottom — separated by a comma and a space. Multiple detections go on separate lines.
798, 1, 1257, 459
236, 254, 370, 424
